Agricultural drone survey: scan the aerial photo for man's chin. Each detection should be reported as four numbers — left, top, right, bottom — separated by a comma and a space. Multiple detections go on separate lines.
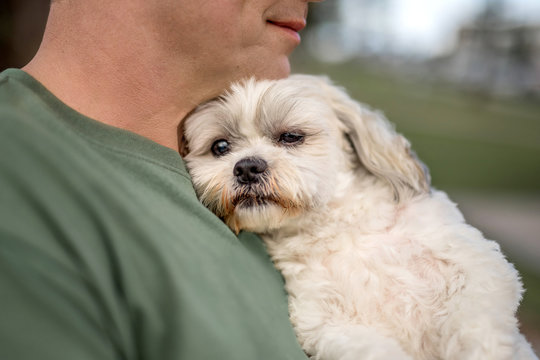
270, 57, 291, 80
248, 56, 291, 82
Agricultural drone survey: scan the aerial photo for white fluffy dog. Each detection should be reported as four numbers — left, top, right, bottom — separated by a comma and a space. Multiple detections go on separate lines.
181, 75, 537, 360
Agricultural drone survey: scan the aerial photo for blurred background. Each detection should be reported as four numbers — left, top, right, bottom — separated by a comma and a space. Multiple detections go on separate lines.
1, 0, 539, 353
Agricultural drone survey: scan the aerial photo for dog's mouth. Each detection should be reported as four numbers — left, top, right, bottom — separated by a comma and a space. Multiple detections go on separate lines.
231, 189, 304, 215
232, 193, 279, 208
220, 183, 306, 234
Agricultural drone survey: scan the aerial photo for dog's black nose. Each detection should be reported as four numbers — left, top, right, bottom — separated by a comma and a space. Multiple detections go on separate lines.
234, 157, 268, 184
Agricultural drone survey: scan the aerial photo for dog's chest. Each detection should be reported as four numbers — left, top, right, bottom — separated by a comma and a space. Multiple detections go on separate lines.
264, 224, 456, 356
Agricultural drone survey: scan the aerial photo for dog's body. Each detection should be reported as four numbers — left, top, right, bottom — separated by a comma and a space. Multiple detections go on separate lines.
182, 75, 537, 359
264, 179, 531, 360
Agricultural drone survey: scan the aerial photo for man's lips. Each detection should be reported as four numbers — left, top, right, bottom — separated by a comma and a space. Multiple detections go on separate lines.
267, 19, 306, 33
267, 19, 306, 43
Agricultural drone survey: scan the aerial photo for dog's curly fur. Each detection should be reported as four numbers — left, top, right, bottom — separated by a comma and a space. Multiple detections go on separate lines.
182, 75, 538, 360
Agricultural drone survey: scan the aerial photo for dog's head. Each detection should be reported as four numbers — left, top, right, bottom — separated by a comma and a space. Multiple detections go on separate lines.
181, 75, 430, 233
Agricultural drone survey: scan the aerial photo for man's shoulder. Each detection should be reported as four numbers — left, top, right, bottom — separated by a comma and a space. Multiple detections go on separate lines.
0, 69, 62, 142
0, 74, 80, 181
0, 71, 308, 360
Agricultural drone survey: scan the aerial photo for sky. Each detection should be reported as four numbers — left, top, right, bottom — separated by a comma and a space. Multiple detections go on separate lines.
308, 0, 540, 61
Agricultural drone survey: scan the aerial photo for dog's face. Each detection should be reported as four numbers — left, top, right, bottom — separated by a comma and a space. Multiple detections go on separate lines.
182, 75, 430, 233
182, 78, 347, 233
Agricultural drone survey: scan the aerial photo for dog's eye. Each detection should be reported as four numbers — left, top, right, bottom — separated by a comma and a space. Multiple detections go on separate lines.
278, 132, 304, 145
211, 139, 230, 156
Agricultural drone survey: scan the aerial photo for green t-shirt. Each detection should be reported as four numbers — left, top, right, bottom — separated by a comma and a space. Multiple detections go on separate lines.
0, 69, 306, 360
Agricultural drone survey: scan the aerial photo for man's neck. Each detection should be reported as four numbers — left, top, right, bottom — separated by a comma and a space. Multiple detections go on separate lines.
23, 3, 216, 153
25, 58, 193, 152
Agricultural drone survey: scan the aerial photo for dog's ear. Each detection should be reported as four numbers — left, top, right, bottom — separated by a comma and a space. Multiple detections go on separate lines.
178, 116, 190, 158
290, 75, 430, 201
179, 104, 204, 158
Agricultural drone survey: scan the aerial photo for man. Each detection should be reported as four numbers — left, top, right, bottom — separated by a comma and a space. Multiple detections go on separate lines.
0, 0, 320, 359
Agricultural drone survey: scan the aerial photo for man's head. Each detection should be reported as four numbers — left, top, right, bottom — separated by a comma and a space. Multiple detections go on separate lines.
45, 0, 320, 98
144, 0, 318, 83
26, 0, 322, 150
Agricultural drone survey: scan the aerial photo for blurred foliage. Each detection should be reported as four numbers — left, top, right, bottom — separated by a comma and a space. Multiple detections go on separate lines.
306, 0, 339, 28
